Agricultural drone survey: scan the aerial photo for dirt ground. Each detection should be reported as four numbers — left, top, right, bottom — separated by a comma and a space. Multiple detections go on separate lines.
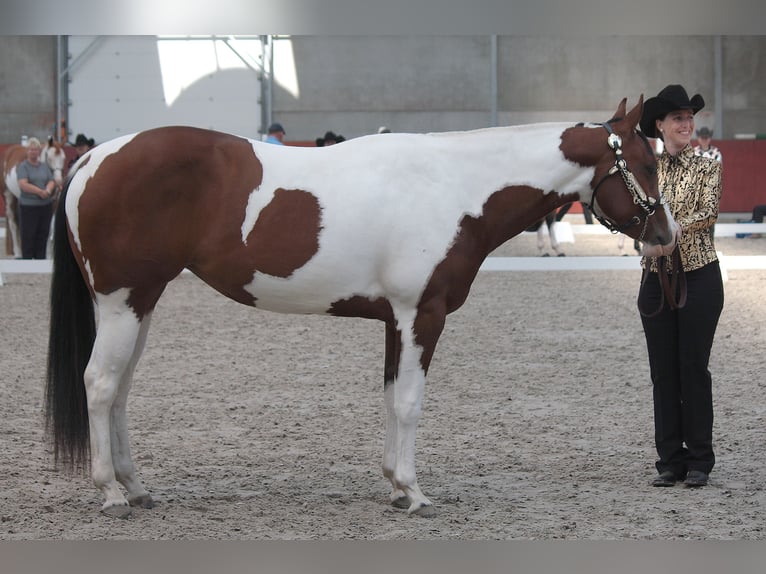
1, 230, 765, 540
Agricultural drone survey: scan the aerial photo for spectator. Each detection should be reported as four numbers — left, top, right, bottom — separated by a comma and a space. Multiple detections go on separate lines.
693, 127, 722, 162
315, 131, 344, 147
68, 133, 95, 169
16, 137, 56, 259
265, 123, 286, 145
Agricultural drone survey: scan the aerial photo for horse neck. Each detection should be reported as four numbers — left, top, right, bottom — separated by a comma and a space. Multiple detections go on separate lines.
454, 124, 596, 251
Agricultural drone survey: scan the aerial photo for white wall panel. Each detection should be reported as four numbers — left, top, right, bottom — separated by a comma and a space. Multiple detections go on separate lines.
67, 36, 263, 144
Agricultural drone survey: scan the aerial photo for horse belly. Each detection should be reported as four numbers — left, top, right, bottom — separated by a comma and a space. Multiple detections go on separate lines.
243, 266, 377, 315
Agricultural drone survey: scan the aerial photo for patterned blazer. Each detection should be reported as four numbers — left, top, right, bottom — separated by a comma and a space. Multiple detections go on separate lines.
642, 145, 723, 272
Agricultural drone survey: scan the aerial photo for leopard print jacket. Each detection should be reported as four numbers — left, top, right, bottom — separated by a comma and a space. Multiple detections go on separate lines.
641, 145, 722, 273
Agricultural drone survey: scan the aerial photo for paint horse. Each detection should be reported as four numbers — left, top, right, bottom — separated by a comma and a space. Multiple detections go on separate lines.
2, 137, 66, 257
46, 97, 677, 519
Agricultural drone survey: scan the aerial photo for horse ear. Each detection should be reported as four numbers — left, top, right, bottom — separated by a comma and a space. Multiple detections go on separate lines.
625, 94, 644, 129
614, 98, 628, 120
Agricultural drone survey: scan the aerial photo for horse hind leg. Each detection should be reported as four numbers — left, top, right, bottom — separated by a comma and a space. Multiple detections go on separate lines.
4, 191, 21, 258
535, 224, 547, 255
86, 293, 156, 517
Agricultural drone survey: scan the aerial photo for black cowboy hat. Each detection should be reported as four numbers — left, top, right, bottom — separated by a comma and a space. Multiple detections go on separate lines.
74, 133, 90, 146
316, 131, 343, 147
267, 122, 285, 134
639, 84, 705, 138
696, 126, 713, 137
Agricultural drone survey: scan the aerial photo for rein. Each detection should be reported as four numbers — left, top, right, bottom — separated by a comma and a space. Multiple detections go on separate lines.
638, 245, 688, 318
585, 122, 665, 241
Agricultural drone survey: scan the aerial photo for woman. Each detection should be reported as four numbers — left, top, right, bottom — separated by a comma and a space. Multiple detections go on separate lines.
16, 137, 57, 259
637, 85, 724, 488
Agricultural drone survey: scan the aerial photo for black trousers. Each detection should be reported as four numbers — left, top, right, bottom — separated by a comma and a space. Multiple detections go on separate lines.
637, 261, 724, 476
19, 203, 54, 260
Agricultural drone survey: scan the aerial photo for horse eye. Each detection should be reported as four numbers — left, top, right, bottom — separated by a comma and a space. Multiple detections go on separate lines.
645, 164, 657, 177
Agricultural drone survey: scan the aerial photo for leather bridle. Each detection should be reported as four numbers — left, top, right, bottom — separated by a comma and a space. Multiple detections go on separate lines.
584, 122, 686, 316
585, 122, 665, 242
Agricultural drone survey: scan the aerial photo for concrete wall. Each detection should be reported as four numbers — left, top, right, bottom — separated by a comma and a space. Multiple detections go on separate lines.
1, 35, 765, 144
269, 35, 766, 141
0, 36, 58, 143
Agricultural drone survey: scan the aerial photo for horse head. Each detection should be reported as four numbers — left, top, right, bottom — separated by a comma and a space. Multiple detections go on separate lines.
564, 97, 678, 257
44, 137, 67, 188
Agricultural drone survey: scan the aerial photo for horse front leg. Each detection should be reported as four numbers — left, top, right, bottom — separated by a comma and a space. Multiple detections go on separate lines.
384, 305, 445, 517
382, 322, 409, 508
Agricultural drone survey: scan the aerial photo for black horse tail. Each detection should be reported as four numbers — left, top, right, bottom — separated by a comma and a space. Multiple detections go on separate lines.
45, 176, 95, 472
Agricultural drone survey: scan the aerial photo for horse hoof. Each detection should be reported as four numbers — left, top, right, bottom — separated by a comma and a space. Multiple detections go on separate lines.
101, 504, 133, 519
391, 495, 410, 509
409, 503, 437, 518
128, 494, 155, 509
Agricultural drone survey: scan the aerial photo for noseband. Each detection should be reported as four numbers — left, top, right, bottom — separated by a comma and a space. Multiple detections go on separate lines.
585, 122, 665, 242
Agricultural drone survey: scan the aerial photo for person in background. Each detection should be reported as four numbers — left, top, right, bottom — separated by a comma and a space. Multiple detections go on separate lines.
16, 137, 57, 259
68, 133, 95, 169
693, 127, 722, 162
315, 131, 344, 147
637, 84, 724, 489
265, 123, 286, 145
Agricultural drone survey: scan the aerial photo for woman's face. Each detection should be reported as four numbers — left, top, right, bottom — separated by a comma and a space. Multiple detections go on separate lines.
656, 109, 694, 150
26, 144, 42, 163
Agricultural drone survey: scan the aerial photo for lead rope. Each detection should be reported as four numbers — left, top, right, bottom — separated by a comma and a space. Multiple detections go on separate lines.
638, 245, 687, 318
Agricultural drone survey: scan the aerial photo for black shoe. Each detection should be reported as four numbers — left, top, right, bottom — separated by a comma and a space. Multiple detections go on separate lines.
684, 470, 709, 487
652, 470, 677, 487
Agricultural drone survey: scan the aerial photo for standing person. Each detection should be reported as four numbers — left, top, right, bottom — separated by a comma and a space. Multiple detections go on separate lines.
693, 127, 722, 162
265, 123, 286, 145
637, 85, 724, 488
68, 133, 95, 169
16, 137, 57, 259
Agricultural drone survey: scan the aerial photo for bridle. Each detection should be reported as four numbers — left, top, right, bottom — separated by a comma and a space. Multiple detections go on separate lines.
585, 122, 665, 242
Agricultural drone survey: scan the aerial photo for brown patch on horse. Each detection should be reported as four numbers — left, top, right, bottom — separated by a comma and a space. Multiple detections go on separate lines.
246, 188, 322, 279
413, 184, 578, 372
75, 127, 266, 317
329, 295, 394, 322
559, 124, 602, 168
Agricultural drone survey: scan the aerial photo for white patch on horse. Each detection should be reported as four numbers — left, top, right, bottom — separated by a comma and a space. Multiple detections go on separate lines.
239, 126, 593, 314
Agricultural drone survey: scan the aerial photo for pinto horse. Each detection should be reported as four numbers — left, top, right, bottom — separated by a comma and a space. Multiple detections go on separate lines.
46, 97, 677, 518
2, 137, 66, 257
